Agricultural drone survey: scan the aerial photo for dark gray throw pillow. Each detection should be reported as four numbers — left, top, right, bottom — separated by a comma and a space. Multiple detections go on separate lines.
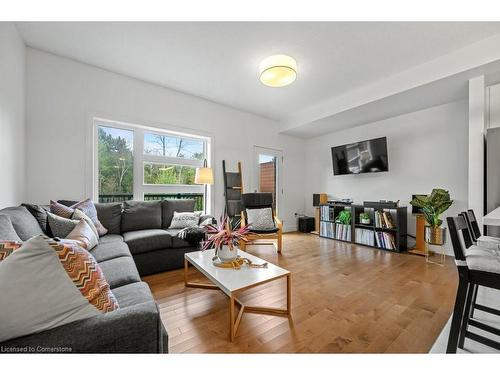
47, 212, 79, 238
22, 203, 52, 236
0, 215, 22, 242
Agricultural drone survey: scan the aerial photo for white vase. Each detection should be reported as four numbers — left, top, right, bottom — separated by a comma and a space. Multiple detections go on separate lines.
217, 245, 238, 263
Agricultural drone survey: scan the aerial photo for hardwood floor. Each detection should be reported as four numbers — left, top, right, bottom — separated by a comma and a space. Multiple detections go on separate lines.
143, 233, 458, 353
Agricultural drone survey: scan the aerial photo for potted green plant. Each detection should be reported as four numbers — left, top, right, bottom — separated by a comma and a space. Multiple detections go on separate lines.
335, 209, 351, 225
359, 212, 371, 225
410, 188, 453, 245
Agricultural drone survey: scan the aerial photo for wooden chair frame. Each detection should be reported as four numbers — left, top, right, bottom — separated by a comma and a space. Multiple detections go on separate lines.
240, 208, 283, 253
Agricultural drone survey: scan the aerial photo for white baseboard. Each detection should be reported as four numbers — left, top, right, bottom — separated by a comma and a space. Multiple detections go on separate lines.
283, 224, 297, 233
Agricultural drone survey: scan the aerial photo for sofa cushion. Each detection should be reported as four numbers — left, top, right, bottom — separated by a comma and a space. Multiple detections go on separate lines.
111, 282, 154, 308
0, 206, 44, 241
122, 201, 162, 232
161, 199, 195, 229
466, 245, 500, 273
123, 229, 173, 255
0, 236, 118, 342
246, 207, 275, 230
164, 229, 191, 248
98, 234, 124, 244
95, 202, 122, 235
90, 240, 131, 263
98, 256, 141, 289
0, 215, 22, 242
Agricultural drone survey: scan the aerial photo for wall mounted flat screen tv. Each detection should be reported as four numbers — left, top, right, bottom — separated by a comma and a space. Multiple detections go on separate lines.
331, 137, 389, 175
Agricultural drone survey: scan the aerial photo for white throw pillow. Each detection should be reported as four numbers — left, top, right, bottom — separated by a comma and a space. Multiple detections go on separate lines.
66, 219, 99, 250
169, 211, 201, 229
246, 207, 275, 230
71, 209, 99, 239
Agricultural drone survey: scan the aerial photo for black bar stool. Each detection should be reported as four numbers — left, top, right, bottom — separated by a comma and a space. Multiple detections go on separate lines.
464, 209, 500, 248
461, 210, 500, 331
446, 214, 500, 352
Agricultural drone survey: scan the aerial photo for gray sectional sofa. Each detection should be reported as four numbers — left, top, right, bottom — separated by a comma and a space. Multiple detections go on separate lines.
0, 199, 211, 353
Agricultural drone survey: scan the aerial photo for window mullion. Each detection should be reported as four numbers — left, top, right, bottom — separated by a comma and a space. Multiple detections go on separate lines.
142, 154, 203, 167
133, 128, 144, 200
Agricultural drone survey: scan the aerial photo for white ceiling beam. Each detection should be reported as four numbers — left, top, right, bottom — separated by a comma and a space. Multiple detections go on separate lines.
280, 32, 500, 134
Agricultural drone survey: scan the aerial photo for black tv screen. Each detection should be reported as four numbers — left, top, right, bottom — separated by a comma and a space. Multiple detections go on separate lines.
331, 137, 389, 175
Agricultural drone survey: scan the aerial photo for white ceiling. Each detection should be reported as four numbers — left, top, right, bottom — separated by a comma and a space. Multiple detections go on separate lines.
16, 22, 500, 125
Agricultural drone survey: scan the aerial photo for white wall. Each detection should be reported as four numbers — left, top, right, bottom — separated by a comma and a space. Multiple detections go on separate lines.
304, 100, 469, 254
468, 76, 485, 226
0, 23, 25, 207
25, 48, 305, 231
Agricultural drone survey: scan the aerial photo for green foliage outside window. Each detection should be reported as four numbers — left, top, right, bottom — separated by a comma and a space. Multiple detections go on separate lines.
98, 127, 133, 195
144, 164, 197, 185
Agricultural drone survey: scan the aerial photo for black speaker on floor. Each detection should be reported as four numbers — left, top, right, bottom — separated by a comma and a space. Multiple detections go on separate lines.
298, 216, 315, 233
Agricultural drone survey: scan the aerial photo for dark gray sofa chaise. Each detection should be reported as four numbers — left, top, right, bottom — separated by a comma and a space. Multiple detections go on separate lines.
0, 199, 209, 353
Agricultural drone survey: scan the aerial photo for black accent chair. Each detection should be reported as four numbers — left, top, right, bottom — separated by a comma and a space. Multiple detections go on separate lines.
446, 214, 500, 353
240, 193, 282, 253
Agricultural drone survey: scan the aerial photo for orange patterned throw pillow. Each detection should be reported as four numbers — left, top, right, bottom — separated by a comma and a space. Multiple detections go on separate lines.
0, 241, 23, 262
0, 235, 118, 342
49, 238, 118, 312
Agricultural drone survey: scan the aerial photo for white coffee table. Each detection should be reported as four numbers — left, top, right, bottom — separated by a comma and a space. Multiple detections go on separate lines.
184, 249, 291, 341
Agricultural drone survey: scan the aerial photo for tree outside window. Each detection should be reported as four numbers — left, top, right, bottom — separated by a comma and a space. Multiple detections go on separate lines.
98, 126, 134, 199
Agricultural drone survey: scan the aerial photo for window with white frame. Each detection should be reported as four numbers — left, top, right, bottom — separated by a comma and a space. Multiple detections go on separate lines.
94, 118, 210, 211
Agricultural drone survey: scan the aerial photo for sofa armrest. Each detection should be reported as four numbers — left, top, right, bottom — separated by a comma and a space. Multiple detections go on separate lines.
0, 301, 167, 353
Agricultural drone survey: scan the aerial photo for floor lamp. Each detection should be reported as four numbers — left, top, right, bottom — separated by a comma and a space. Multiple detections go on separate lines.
195, 160, 214, 214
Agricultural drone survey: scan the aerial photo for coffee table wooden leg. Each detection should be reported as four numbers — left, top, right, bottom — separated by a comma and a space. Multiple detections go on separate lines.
287, 273, 291, 315
184, 258, 188, 286
229, 295, 235, 342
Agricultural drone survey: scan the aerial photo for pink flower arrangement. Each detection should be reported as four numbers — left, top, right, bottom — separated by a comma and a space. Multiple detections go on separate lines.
201, 215, 252, 251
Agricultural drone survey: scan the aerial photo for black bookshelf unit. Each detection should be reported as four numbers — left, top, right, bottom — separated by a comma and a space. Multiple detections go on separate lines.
319, 202, 407, 252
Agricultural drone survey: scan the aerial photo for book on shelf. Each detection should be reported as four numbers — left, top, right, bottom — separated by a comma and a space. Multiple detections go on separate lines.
375, 231, 396, 250
320, 221, 335, 238
374, 210, 396, 229
320, 205, 334, 221
335, 223, 351, 241
355, 228, 375, 246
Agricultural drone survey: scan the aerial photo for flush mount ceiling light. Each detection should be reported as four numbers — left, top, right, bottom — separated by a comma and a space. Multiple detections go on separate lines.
259, 54, 297, 87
